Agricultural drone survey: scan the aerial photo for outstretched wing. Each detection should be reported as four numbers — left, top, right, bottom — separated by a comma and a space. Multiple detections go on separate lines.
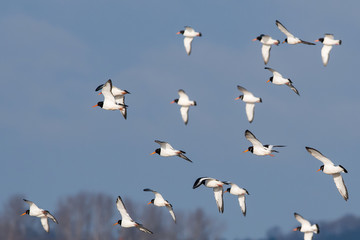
213, 187, 224, 213
245, 130, 263, 148
333, 173, 348, 201
184, 37, 193, 55
178, 89, 190, 101
166, 204, 176, 222
321, 45, 333, 66
305, 147, 334, 165
237, 85, 255, 97
265, 67, 282, 78
180, 106, 189, 125
238, 195, 247, 216
245, 103, 255, 123
294, 212, 311, 228
135, 223, 153, 234
261, 44, 271, 65
40, 217, 50, 232
116, 196, 133, 222
154, 140, 173, 150
276, 20, 294, 38
193, 177, 211, 189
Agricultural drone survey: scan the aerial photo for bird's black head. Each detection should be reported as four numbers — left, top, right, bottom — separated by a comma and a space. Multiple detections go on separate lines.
225, 187, 231, 193
25, 210, 29, 215
236, 95, 244, 100
247, 146, 254, 153
283, 38, 288, 43
293, 226, 301, 231
116, 220, 122, 225
317, 38, 324, 43
267, 76, 273, 83
318, 165, 324, 172
257, 34, 265, 41
92, 101, 103, 108
172, 99, 179, 104
177, 30, 185, 35
155, 148, 161, 155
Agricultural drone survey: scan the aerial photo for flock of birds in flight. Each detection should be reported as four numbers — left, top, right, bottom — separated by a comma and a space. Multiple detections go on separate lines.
20, 20, 345, 240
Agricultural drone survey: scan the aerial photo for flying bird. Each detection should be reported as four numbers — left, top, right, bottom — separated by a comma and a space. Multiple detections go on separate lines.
306, 147, 348, 201
224, 183, 249, 216
92, 79, 127, 114
177, 26, 202, 55
293, 212, 320, 240
171, 89, 197, 125
21, 199, 58, 233
315, 34, 342, 66
276, 20, 315, 45
193, 177, 229, 213
95, 80, 130, 119
113, 196, 153, 234
151, 140, 192, 162
265, 67, 300, 95
144, 188, 176, 222
252, 34, 280, 65
235, 85, 262, 123
244, 130, 285, 156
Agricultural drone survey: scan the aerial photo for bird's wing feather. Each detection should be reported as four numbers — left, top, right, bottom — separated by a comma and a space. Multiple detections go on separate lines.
184, 37, 193, 55
321, 45, 333, 66
213, 187, 224, 213
193, 177, 211, 189
155, 140, 173, 150
333, 173, 348, 201
116, 196, 133, 221
261, 44, 271, 65
245, 103, 255, 123
237, 85, 254, 97
180, 106, 189, 125
238, 195, 247, 216
47, 212, 58, 224
136, 224, 153, 234
178, 89, 190, 101
102, 80, 116, 104
304, 232, 314, 240
305, 147, 334, 165
245, 130, 263, 148
23, 199, 41, 212
166, 204, 176, 222
294, 212, 311, 227
40, 217, 50, 232
276, 20, 294, 38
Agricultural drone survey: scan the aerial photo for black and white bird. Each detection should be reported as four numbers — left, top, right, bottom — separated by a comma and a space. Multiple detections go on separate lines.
265, 67, 300, 95
244, 130, 285, 156
176, 26, 202, 55
235, 85, 262, 123
315, 34, 342, 66
171, 89, 197, 125
193, 177, 229, 213
92, 79, 127, 114
21, 199, 58, 233
151, 140, 192, 162
144, 188, 176, 222
293, 212, 320, 240
113, 196, 153, 234
306, 147, 348, 201
95, 80, 130, 119
252, 34, 280, 65
276, 20, 315, 45
224, 183, 249, 216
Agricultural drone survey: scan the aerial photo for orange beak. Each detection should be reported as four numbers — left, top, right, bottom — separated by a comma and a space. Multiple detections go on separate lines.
224, 190, 228, 193
243, 149, 249, 153
252, 38, 258, 41
176, 31, 181, 34
92, 104, 98, 108
170, 100, 175, 104
315, 39, 319, 42
147, 201, 152, 205
113, 222, 119, 226
235, 97, 240, 100
316, 168, 321, 172
98, 92, 102, 95
150, 151, 156, 155
21, 212, 27, 216
282, 40, 286, 44
266, 79, 271, 83
269, 154, 275, 157
293, 228, 298, 231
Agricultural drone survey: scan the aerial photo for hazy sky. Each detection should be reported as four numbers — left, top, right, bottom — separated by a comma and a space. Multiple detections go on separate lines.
1, 1, 359, 239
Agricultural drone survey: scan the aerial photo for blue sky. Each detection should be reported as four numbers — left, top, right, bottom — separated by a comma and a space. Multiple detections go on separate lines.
1, 1, 359, 239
